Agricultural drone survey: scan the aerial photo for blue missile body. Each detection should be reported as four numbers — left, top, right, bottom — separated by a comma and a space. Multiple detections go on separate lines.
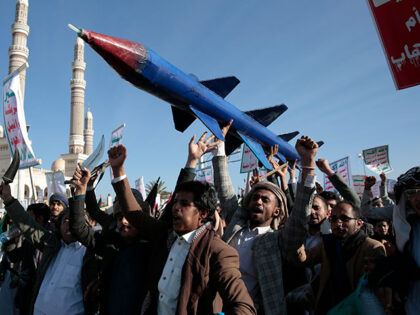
77, 28, 301, 169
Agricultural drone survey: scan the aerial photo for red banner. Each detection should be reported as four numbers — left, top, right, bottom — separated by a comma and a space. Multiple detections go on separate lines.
367, 0, 420, 89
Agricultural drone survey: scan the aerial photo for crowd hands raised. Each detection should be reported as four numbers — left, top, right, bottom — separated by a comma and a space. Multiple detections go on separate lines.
0, 120, 418, 315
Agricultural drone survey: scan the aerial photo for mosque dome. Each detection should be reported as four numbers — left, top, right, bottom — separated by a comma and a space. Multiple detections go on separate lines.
51, 158, 65, 172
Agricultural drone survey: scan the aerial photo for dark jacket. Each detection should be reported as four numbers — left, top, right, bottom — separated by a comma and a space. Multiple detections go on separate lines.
113, 176, 256, 315
4, 198, 99, 315
69, 195, 150, 315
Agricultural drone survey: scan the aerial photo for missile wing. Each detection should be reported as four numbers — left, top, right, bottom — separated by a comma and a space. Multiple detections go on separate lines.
69, 25, 308, 169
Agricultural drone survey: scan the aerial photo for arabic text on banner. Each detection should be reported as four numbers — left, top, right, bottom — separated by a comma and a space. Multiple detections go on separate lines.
240, 144, 258, 173
109, 123, 126, 179
324, 156, 353, 193
362, 145, 392, 174
352, 175, 396, 197
110, 123, 126, 147
367, 0, 420, 89
2, 70, 39, 169
352, 175, 366, 197
196, 166, 213, 183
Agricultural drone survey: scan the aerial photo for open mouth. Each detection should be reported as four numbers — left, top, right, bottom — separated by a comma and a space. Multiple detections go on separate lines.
251, 207, 263, 214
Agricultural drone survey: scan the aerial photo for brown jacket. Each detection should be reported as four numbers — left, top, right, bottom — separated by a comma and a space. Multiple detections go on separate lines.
296, 235, 385, 312
113, 178, 256, 315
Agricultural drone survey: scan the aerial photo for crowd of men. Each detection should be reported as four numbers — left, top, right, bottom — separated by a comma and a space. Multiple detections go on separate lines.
0, 122, 418, 315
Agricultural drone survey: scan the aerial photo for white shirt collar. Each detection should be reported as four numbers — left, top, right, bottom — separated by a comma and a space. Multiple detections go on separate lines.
176, 229, 197, 244
246, 222, 271, 235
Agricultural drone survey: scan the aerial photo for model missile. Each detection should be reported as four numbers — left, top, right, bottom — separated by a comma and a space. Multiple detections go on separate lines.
68, 24, 307, 169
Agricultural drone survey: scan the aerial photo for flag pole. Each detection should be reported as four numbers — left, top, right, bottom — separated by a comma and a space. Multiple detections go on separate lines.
28, 167, 36, 203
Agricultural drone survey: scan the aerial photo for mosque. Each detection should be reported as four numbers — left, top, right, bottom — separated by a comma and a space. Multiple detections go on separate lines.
0, 0, 94, 204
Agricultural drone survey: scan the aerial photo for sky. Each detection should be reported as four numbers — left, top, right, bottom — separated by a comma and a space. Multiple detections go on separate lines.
0, 0, 419, 200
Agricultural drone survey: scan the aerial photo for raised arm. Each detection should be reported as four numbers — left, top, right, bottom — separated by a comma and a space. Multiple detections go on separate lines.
0, 182, 57, 251
211, 121, 239, 225
108, 145, 169, 240
85, 170, 114, 230
281, 136, 317, 256
316, 158, 361, 208
379, 172, 394, 206
69, 166, 102, 251
160, 131, 218, 224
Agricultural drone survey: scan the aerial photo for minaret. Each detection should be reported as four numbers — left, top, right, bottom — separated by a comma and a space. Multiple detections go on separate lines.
8, 0, 29, 102
69, 37, 86, 154
84, 108, 94, 155
62, 37, 88, 177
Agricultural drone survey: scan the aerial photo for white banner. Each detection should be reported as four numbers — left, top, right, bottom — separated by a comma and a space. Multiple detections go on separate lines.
352, 175, 396, 197
135, 176, 146, 200
2, 66, 39, 169
109, 123, 126, 179
324, 156, 353, 193
352, 175, 366, 197
110, 123, 126, 148
362, 145, 392, 174
196, 166, 213, 183
240, 144, 258, 173
46, 171, 66, 200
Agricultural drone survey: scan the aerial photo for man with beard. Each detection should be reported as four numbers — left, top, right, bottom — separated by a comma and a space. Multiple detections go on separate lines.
213, 132, 316, 315
295, 201, 385, 314
107, 143, 256, 315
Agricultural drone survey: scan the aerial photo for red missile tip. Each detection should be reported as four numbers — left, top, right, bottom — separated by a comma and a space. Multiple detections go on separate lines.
79, 30, 148, 73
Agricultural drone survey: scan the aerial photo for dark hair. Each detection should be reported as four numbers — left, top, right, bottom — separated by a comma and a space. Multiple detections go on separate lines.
27, 203, 51, 223
54, 208, 70, 236
335, 201, 361, 218
319, 191, 341, 203
314, 194, 328, 210
176, 181, 218, 223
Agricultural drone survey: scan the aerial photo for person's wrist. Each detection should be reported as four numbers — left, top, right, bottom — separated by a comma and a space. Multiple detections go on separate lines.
301, 158, 315, 168
185, 157, 198, 169
325, 169, 335, 176
75, 187, 87, 196
111, 166, 125, 177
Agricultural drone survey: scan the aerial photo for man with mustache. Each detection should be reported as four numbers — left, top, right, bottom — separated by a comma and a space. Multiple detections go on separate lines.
295, 199, 386, 314
107, 142, 256, 315
212, 133, 317, 315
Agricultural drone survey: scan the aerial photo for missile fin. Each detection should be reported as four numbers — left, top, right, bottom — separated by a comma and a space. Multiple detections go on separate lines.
244, 104, 288, 127
189, 106, 225, 141
171, 106, 196, 132
237, 131, 272, 170
200, 76, 240, 98
225, 130, 244, 156
278, 131, 299, 142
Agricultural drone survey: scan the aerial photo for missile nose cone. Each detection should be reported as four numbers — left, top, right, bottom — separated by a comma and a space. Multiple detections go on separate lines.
68, 24, 82, 35
78, 29, 148, 76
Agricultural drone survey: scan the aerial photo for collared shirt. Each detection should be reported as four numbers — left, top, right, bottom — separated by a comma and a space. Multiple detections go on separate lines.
34, 241, 86, 315
157, 229, 197, 315
229, 224, 271, 308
